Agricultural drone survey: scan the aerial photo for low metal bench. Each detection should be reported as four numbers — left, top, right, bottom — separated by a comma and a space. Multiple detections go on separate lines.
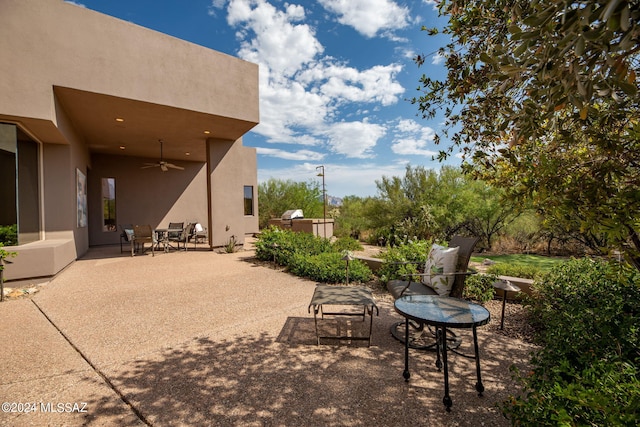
308, 285, 379, 346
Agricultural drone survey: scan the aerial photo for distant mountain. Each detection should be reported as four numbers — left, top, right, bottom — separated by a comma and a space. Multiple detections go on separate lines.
327, 195, 343, 206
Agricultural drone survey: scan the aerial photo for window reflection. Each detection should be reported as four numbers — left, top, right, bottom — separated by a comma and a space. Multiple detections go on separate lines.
0, 123, 40, 245
244, 185, 254, 216
101, 177, 116, 232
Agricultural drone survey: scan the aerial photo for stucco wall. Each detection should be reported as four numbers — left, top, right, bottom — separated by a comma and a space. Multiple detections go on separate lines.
208, 138, 258, 247
0, 0, 259, 135
88, 154, 208, 246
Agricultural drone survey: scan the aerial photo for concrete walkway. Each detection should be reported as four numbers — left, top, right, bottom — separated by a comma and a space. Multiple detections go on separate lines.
0, 246, 536, 426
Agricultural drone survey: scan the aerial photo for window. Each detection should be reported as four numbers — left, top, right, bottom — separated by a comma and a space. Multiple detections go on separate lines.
0, 123, 40, 245
101, 178, 116, 231
243, 185, 254, 216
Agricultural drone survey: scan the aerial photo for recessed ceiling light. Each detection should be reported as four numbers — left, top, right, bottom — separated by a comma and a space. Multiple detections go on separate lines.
185, 152, 190, 156
119, 146, 126, 150
115, 118, 125, 122
203, 130, 210, 134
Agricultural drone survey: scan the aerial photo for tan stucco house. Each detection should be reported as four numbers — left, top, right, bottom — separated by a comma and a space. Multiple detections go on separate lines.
0, 0, 260, 281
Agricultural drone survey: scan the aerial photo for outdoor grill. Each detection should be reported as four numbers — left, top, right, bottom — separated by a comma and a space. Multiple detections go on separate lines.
281, 209, 304, 227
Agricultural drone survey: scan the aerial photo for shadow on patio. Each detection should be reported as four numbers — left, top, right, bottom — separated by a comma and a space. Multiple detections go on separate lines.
87, 302, 535, 426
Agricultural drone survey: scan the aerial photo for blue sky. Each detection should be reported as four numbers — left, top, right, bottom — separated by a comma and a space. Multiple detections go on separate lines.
66, 0, 457, 198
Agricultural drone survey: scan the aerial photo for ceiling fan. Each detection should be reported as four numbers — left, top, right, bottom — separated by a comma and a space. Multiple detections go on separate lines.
142, 140, 184, 172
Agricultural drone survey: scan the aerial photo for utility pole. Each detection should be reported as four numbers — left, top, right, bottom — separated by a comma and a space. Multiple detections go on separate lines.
316, 165, 326, 238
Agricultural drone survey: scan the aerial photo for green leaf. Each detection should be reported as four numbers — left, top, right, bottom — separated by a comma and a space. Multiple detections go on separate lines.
583, 29, 602, 40
601, 0, 622, 21
514, 42, 529, 56
618, 80, 637, 96
523, 15, 541, 27
575, 36, 585, 57
480, 52, 493, 64
620, 5, 630, 31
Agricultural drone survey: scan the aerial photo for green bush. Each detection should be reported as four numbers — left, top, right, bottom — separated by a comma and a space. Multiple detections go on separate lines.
486, 263, 541, 279
331, 236, 363, 253
0, 224, 17, 246
377, 239, 431, 283
502, 258, 640, 425
255, 227, 332, 266
289, 252, 372, 283
0, 243, 17, 271
463, 273, 497, 303
254, 227, 372, 284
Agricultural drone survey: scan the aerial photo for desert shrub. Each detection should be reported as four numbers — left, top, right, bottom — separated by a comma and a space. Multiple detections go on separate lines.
502, 258, 640, 425
289, 252, 372, 283
0, 243, 17, 270
331, 236, 363, 253
377, 239, 431, 282
486, 263, 541, 280
255, 227, 331, 266
463, 273, 497, 303
254, 227, 371, 284
0, 224, 17, 246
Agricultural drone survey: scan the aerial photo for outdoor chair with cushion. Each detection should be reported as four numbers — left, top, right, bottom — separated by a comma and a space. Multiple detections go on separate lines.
387, 235, 479, 349
120, 224, 134, 253
166, 222, 184, 250
176, 222, 196, 251
131, 224, 156, 257
190, 222, 208, 250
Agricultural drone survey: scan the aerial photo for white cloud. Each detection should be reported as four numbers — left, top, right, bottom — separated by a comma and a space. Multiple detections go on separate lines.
208, 0, 228, 16
432, 51, 445, 65
228, 0, 321, 77
324, 121, 386, 158
64, 1, 86, 7
256, 76, 328, 144
423, 0, 440, 11
318, 0, 410, 38
226, 0, 406, 158
391, 139, 438, 156
391, 119, 437, 156
256, 147, 325, 161
303, 63, 404, 106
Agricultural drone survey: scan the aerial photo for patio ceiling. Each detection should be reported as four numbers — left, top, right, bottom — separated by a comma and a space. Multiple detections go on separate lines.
53, 86, 257, 163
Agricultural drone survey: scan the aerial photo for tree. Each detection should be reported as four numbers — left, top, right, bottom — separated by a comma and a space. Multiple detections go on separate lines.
461, 176, 520, 250
333, 196, 377, 240
370, 165, 518, 247
257, 178, 323, 229
414, 0, 640, 268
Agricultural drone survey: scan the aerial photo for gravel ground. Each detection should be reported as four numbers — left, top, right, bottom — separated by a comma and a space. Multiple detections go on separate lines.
2, 242, 539, 426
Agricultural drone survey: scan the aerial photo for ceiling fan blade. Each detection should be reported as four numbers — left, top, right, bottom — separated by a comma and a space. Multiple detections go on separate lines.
141, 140, 184, 172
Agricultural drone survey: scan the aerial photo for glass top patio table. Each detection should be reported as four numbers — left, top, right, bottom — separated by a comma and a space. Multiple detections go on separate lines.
394, 295, 490, 328
394, 295, 490, 411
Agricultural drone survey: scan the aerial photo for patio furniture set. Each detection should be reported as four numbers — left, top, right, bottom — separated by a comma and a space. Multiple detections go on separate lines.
307, 235, 495, 411
119, 222, 207, 256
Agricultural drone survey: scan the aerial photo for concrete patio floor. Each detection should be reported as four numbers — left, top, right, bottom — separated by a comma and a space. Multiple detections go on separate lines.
0, 245, 536, 426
